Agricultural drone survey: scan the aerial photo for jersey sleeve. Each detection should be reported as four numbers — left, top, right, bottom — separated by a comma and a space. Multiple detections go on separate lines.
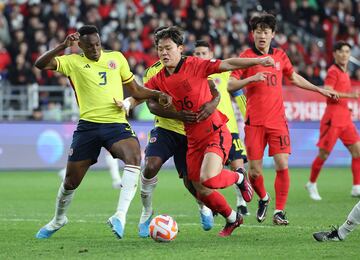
194, 57, 222, 78
324, 68, 338, 89
281, 51, 294, 77
118, 52, 134, 84
230, 52, 248, 79
55, 55, 73, 76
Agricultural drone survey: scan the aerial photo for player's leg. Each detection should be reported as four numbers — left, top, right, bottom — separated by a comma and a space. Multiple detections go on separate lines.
104, 152, 122, 189
306, 148, 329, 200
36, 121, 101, 239
229, 133, 249, 215
342, 123, 360, 196
313, 200, 360, 242
138, 127, 174, 237
104, 123, 141, 239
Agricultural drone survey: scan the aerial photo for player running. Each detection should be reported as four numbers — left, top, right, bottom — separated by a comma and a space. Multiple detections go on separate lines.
193, 40, 250, 216
228, 13, 338, 225
306, 41, 360, 200
34, 25, 171, 239
145, 26, 275, 236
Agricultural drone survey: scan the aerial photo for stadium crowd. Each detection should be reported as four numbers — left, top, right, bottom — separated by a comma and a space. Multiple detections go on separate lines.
0, 0, 360, 117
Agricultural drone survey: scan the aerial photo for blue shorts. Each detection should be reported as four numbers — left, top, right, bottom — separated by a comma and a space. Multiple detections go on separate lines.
145, 127, 188, 178
228, 133, 248, 164
68, 120, 138, 164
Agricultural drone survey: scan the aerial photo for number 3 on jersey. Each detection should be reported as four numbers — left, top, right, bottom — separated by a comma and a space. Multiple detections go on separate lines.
99, 72, 107, 86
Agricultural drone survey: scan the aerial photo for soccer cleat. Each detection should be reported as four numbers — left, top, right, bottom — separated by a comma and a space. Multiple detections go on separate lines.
256, 194, 270, 223
235, 168, 253, 202
237, 205, 250, 216
35, 217, 68, 239
313, 227, 342, 242
138, 214, 153, 238
218, 213, 243, 237
107, 215, 124, 239
305, 182, 322, 201
351, 185, 360, 197
200, 211, 214, 231
273, 211, 289, 225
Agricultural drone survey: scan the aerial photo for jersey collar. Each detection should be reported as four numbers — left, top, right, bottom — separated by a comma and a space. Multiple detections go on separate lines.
164, 56, 186, 77
251, 44, 274, 55
334, 63, 347, 73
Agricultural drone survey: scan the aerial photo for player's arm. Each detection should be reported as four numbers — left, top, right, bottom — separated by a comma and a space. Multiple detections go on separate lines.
227, 73, 267, 92
34, 33, 80, 70
197, 80, 220, 122
324, 85, 360, 99
123, 80, 172, 108
289, 72, 339, 99
218, 56, 274, 72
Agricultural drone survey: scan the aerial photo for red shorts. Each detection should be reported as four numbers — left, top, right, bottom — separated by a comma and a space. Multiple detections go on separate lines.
186, 125, 232, 181
244, 123, 291, 160
317, 122, 360, 152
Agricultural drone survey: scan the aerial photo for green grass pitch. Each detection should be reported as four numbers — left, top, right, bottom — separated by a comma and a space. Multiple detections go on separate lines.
0, 168, 359, 259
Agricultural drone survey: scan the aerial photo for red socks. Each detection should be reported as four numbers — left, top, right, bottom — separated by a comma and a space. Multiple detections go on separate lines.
352, 157, 360, 185
310, 156, 325, 183
249, 174, 267, 199
197, 191, 232, 218
202, 169, 238, 189
274, 169, 290, 211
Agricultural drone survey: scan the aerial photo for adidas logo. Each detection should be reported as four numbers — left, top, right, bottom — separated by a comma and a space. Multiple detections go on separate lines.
84, 64, 90, 68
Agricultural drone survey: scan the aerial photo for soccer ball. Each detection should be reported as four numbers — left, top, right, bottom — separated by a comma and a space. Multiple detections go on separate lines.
149, 214, 178, 242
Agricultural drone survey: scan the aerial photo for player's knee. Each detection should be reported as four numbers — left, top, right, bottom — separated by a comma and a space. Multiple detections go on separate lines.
248, 168, 262, 179
123, 152, 141, 166
143, 162, 160, 178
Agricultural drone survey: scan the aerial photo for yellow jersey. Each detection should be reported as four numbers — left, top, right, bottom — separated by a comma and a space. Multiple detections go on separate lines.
233, 91, 247, 119
56, 50, 133, 123
143, 61, 186, 135
209, 71, 239, 134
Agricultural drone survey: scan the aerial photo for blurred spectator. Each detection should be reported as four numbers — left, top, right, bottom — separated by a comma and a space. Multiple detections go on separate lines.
0, 6, 10, 46
8, 54, 35, 86
29, 107, 43, 121
0, 41, 11, 78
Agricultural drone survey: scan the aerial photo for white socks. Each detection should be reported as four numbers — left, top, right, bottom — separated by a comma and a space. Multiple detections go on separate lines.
234, 185, 247, 207
338, 201, 360, 240
139, 173, 158, 223
198, 200, 212, 216
49, 183, 75, 229
104, 153, 122, 186
226, 210, 237, 223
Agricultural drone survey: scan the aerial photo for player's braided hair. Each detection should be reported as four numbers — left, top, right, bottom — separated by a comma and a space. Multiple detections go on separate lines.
78, 25, 99, 36
154, 26, 184, 47
249, 13, 276, 32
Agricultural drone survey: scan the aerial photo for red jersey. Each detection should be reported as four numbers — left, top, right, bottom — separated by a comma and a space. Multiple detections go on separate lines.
322, 64, 352, 126
231, 46, 294, 126
145, 56, 228, 145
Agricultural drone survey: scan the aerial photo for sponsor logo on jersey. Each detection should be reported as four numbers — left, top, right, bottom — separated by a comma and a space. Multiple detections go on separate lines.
275, 62, 280, 71
108, 60, 117, 69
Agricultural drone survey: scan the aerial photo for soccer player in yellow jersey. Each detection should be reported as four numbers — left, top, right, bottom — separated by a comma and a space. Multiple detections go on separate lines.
34, 25, 171, 240
193, 40, 250, 215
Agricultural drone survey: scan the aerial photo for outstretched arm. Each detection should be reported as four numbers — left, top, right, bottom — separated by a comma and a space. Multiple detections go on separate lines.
219, 56, 274, 72
324, 86, 359, 99
289, 72, 339, 99
228, 72, 267, 92
34, 33, 80, 70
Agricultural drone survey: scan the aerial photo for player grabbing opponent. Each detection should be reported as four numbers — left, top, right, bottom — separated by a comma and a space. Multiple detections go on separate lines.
34, 25, 170, 239
306, 41, 360, 200
228, 13, 338, 225
145, 26, 275, 236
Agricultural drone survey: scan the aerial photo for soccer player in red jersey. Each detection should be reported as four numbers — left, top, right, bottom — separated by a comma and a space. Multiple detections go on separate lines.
145, 26, 275, 236
306, 41, 360, 200
228, 13, 338, 225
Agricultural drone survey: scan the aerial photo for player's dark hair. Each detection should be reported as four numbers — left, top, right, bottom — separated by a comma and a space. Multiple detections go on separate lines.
154, 26, 184, 47
333, 41, 352, 51
154, 26, 168, 35
195, 40, 210, 48
249, 13, 276, 32
78, 25, 99, 36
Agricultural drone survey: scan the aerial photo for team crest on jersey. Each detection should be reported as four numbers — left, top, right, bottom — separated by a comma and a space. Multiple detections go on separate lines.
108, 60, 117, 69
149, 137, 157, 143
275, 62, 280, 71
68, 148, 73, 157
210, 58, 217, 63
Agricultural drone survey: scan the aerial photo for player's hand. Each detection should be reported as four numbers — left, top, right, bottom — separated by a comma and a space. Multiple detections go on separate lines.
63, 32, 80, 48
352, 91, 360, 98
158, 92, 172, 108
113, 98, 131, 116
251, 72, 268, 82
177, 110, 198, 123
197, 102, 216, 122
258, 56, 275, 67
319, 88, 339, 100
